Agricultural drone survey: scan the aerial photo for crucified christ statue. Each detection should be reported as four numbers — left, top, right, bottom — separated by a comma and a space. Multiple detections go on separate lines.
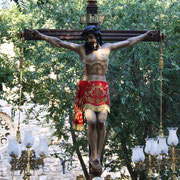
30, 25, 154, 176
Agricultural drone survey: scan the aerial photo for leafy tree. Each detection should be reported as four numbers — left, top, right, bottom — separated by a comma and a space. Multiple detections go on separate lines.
0, 0, 179, 179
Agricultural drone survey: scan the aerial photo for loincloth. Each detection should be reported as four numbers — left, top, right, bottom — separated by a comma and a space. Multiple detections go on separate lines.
73, 80, 110, 131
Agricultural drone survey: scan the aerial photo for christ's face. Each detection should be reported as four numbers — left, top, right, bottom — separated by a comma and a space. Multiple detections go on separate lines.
84, 33, 97, 44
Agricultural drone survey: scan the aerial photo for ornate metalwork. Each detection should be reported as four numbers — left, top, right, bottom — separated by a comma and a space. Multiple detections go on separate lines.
9, 150, 44, 175
80, 14, 105, 24
135, 149, 180, 179
0, 112, 14, 151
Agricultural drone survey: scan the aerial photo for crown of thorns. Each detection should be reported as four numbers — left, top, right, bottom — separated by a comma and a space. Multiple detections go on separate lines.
81, 25, 102, 37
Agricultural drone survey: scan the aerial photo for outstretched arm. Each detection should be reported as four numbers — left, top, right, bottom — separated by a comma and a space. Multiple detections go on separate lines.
30, 30, 82, 53
106, 31, 153, 51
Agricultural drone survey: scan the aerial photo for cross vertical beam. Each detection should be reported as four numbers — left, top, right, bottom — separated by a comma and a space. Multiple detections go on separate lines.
87, 0, 98, 26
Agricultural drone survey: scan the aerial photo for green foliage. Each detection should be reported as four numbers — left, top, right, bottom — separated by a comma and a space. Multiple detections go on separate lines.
0, 0, 179, 179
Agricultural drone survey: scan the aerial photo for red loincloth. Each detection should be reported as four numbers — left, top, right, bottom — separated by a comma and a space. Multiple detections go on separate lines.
73, 80, 110, 131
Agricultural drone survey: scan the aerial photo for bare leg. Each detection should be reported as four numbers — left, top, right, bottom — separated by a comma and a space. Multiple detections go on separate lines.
97, 109, 107, 160
84, 109, 98, 161
84, 109, 102, 173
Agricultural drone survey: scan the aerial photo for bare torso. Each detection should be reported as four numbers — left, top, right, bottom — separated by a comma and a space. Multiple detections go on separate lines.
79, 44, 111, 81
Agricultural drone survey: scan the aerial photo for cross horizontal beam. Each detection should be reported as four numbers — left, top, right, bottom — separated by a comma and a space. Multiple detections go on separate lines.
22, 29, 162, 42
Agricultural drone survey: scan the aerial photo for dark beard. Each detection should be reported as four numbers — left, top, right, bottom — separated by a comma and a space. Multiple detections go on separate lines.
84, 42, 99, 55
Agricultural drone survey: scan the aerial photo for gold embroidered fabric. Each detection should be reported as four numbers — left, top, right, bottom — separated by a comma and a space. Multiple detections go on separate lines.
73, 81, 110, 131
83, 104, 110, 113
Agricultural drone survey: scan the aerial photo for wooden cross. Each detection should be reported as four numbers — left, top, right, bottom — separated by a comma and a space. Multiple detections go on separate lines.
19, 1, 164, 179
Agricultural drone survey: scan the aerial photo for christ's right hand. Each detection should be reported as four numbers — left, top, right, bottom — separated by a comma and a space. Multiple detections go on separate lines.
27, 29, 42, 39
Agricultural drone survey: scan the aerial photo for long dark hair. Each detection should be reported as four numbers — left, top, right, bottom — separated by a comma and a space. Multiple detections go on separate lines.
81, 25, 103, 55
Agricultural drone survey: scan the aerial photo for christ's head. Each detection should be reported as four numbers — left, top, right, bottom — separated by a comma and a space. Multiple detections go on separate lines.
81, 25, 102, 55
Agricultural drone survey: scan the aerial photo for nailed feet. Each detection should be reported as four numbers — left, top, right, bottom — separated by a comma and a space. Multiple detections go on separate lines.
89, 158, 102, 175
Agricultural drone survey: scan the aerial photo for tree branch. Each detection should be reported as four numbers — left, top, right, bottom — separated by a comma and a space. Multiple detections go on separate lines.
69, 113, 89, 180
